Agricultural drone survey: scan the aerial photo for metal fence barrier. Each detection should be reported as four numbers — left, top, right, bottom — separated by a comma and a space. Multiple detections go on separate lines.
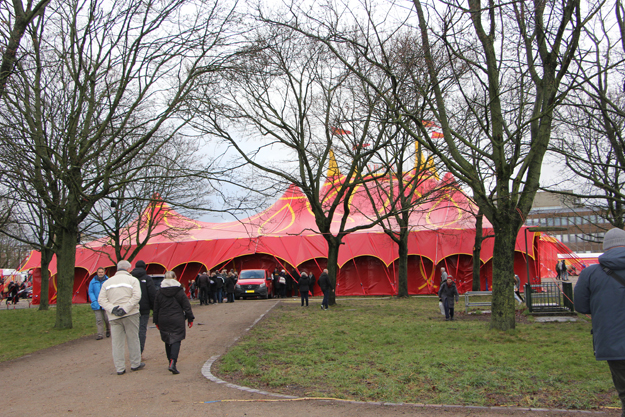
524, 282, 573, 313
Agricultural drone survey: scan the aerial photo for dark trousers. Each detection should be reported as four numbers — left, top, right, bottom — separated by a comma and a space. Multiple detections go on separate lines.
321, 289, 329, 309
165, 341, 181, 361
443, 299, 454, 319
199, 287, 209, 305
227, 292, 234, 302
608, 360, 625, 415
214, 289, 223, 303
301, 292, 309, 306
139, 314, 149, 353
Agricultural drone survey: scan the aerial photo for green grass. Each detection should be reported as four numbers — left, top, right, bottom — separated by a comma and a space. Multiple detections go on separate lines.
215, 297, 617, 410
0, 304, 97, 362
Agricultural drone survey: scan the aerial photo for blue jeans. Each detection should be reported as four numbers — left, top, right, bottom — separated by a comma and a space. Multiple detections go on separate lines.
214, 289, 223, 303
443, 299, 454, 319
321, 289, 329, 309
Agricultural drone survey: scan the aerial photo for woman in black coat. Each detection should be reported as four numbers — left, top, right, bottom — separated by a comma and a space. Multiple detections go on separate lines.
153, 271, 194, 374
298, 272, 310, 307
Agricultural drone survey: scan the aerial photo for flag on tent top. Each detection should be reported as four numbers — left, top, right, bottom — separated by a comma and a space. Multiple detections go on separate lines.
431, 132, 444, 139
422, 120, 439, 128
330, 126, 352, 135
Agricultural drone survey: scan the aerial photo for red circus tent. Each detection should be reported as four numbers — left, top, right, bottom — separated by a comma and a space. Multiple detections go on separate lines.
21, 170, 557, 305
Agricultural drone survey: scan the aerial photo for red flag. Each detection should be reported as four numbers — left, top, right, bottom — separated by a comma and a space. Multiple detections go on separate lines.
330, 126, 352, 135
431, 132, 444, 139
422, 120, 439, 128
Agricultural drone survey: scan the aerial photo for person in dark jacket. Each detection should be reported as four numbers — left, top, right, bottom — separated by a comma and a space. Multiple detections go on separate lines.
197, 272, 210, 305
309, 273, 315, 296
318, 269, 333, 310
153, 270, 194, 374
278, 270, 287, 298
438, 276, 459, 321
225, 272, 236, 303
215, 270, 225, 303
131, 260, 156, 354
209, 271, 217, 304
298, 272, 310, 307
575, 228, 625, 415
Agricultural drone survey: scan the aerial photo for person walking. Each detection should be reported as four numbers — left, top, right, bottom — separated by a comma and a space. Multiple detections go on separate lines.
440, 267, 448, 286
318, 269, 333, 310
131, 260, 156, 355
197, 272, 210, 305
575, 228, 625, 416
87, 267, 111, 340
438, 275, 459, 321
298, 272, 310, 306
153, 270, 195, 375
98, 260, 144, 375
561, 260, 569, 281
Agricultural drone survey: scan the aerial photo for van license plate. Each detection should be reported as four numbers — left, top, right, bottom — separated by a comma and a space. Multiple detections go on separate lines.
245, 290, 254, 293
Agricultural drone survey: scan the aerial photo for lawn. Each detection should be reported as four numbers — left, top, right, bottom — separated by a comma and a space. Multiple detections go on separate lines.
0, 304, 97, 362
214, 297, 617, 410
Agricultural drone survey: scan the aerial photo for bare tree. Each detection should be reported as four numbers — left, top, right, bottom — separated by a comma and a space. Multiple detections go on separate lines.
550, 3, 625, 229
193, 27, 398, 305
263, 0, 588, 330
0, 0, 237, 329
0, 0, 50, 99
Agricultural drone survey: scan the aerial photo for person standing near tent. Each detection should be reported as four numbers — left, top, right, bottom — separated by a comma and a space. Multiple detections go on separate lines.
438, 276, 459, 321
318, 269, 332, 310
298, 272, 310, 307
153, 270, 194, 374
440, 267, 448, 286
88, 267, 111, 340
574, 228, 625, 416
225, 272, 236, 303
309, 272, 316, 296
131, 260, 156, 355
561, 260, 569, 281
279, 270, 287, 298
98, 260, 144, 375
197, 272, 210, 305
555, 260, 562, 280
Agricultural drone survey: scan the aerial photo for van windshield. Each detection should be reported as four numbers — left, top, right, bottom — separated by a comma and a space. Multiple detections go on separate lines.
239, 270, 264, 279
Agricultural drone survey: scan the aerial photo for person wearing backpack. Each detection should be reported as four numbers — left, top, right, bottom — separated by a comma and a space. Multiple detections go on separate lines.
575, 228, 625, 416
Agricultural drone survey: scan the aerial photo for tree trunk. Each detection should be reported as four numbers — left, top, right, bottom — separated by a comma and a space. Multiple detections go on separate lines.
326, 237, 340, 306
38, 247, 53, 311
54, 227, 78, 329
397, 236, 409, 297
472, 211, 483, 291
490, 221, 517, 331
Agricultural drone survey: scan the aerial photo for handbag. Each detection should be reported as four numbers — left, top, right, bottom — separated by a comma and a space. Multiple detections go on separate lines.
438, 301, 445, 316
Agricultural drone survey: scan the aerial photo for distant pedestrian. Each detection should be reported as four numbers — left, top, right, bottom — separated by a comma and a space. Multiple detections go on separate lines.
555, 261, 562, 280
560, 260, 569, 281
197, 272, 210, 305
131, 260, 156, 354
299, 272, 310, 306
514, 274, 524, 302
225, 272, 236, 303
438, 276, 459, 321
440, 267, 448, 286
98, 260, 144, 375
88, 267, 111, 340
153, 270, 194, 375
279, 270, 287, 298
309, 273, 316, 296
318, 269, 333, 310
574, 228, 625, 416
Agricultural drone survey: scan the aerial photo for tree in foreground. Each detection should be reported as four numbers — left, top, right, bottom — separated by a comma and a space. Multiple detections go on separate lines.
265, 0, 587, 329
0, 0, 236, 328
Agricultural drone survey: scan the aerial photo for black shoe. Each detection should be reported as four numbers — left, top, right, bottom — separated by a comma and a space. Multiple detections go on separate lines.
117, 370, 126, 375
445, 317, 450, 321
169, 359, 180, 374
106, 330, 110, 338
131, 362, 145, 371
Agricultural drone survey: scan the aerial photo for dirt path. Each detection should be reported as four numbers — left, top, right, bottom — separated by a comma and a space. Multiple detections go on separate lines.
1, 299, 615, 417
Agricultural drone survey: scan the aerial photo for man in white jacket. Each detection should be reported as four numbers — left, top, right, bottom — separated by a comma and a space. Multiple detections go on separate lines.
98, 260, 144, 375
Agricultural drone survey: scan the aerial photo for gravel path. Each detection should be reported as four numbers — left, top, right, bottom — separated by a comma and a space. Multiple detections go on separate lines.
1, 298, 615, 417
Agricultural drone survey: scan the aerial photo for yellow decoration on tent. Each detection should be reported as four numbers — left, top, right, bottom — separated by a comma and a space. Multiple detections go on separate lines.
414, 143, 439, 180
327, 149, 341, 178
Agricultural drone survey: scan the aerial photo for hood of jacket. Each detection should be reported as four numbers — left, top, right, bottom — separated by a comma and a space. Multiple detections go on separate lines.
159, 279, 182, 297
599, 246, 625, 271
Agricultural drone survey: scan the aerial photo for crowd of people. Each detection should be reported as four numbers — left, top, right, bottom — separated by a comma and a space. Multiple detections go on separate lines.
88, 261, 337, 376
89, 260, 193, 375
1, 277, 32, 306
